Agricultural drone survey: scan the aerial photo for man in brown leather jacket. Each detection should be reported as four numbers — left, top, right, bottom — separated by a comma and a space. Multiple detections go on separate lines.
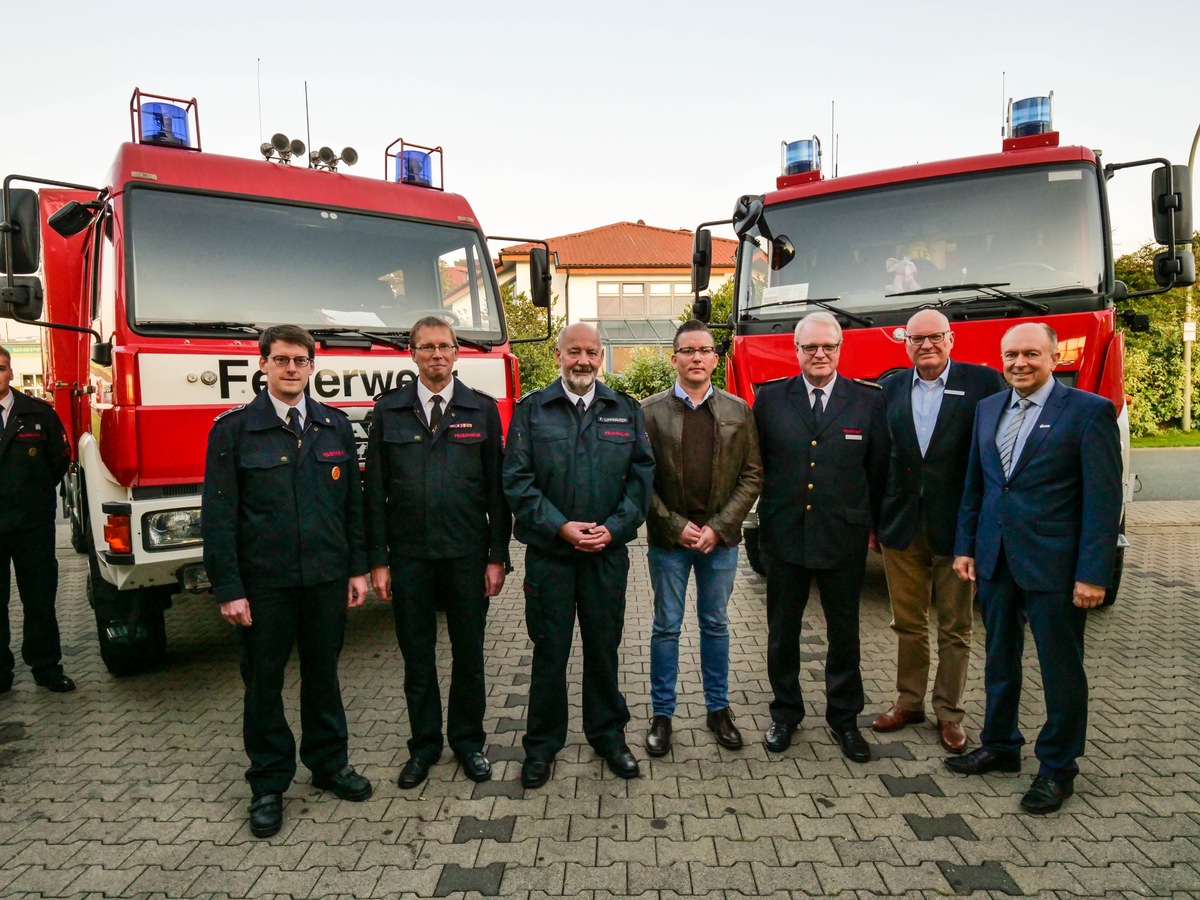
640, 320, 762, 756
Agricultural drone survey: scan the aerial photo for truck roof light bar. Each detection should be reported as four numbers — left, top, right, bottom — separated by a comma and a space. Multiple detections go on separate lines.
130, 88, 201, 151
385, 138, 444, 190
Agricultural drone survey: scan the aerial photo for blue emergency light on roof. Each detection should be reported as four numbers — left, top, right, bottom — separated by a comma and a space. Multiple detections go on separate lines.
140, 102, 192, 148
1009, 95, 1053, 138
782, 136, 821, 176
400, 150, 432, 187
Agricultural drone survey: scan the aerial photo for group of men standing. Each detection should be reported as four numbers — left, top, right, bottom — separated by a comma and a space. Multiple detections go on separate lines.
194, 306, 1120, 839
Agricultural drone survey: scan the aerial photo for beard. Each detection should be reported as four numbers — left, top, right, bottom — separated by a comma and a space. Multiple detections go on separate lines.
563, 365, 598, 395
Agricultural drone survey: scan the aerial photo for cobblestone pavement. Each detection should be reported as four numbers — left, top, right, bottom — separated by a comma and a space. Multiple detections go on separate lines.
1, 502, 1198, 899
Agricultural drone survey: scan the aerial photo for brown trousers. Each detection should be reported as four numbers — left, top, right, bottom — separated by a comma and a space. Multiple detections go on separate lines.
881, 527, 974, 722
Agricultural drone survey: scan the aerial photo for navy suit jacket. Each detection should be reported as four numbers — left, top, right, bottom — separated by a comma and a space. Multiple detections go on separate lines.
755, 374, 889, 569
954, 379, 1122, 592
878, 361, 1006, 555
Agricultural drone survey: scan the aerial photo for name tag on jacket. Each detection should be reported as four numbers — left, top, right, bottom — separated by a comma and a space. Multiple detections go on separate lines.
944, 389, 965, 396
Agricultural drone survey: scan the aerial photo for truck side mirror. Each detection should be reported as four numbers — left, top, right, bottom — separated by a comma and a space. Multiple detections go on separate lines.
691, 294, 712, 323
1, 189, 41, 275
91, 342, 113, 368
0, 276, 44, 320
528, 247, 551, 309
1152, 164, 1192, 247
47, 200, 98, 238
732, 195, 765, 238
1153, 247, 1196, 288
691, 229, 712, 294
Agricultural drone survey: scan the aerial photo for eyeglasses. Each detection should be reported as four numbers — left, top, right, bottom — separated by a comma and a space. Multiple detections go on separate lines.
905, 332, 948, 346
797, 343, 842, 356
414, 343, 457, 355
674, 347, 717, 358
268, 355, 313, 368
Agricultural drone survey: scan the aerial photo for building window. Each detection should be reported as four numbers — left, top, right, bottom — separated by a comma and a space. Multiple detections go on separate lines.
597, 282, 691, 319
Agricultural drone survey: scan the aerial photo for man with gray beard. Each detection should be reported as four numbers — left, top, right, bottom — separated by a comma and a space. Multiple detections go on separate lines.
503, 324, 655, 788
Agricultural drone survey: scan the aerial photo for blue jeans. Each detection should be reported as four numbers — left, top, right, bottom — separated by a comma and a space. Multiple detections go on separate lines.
647, 544, 738, 717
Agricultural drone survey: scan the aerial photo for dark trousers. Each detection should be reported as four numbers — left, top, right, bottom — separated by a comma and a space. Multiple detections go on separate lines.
237, 579, 349, 795
978, 553, 1088, 782
390, 553, 488, 763
0, 523, 63, 680
522, 544, 631, 761
764, 552, 866, 732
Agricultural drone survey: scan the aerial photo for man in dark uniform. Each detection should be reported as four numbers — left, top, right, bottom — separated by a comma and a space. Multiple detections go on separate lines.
753, 311, 889, 762
503, 323, 654, 788
0, 346, 74, 694
872, 309, 1006, 753
202, 324, 372, 839
365, 317, 510, 790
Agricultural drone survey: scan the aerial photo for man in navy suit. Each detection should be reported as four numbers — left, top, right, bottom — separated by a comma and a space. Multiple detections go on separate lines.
872, 310, 1005, 754
948, 322, 1122, 813
754, 311, 890, 763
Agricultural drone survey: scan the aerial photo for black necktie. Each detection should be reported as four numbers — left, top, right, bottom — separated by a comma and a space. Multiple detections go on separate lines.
429, 395, 444, 430
0, 406, 5, 431
812, 388, 825, 423
576, 398, 587, 418
285, 407, 302, 439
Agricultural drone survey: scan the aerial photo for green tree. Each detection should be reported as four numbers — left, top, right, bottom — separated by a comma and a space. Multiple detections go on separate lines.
1115, 235, 1200, 435
604, 348, 676, 399
502, 282, 564, 393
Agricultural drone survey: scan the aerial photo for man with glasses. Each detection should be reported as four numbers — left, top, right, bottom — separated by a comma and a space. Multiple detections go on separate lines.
640, 320, 761, 756
871, 310, 1005, 754
504, 323, 654, 788
753, 311, 889, 762
364, 317, 510, 789
202, 324, 372, 838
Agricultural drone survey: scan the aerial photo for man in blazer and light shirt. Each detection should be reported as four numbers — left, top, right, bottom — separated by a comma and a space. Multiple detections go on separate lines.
872, 310, 1005, 753
753, 311, 889, 763
948, 321, 1121, 814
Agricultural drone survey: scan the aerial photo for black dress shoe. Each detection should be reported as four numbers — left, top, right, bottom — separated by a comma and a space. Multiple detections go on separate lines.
764, 721, 797, 753
706, 707, 743, 750
249, 792, 283, 838
521, 758, 552, 789
832, 727, 871, 763
398, 757, 431, 789
1020, 775, 1074, 813
34, 674, 76, 693
457, 751, 492, 783
604, 746, 639, 779
312, 764, 373, 801
944, 747, 1021, 776
645, 716, 672, 757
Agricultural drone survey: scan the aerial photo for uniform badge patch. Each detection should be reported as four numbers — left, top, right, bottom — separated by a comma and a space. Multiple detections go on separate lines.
28, 447, 38, 457
332, 466, 341, 481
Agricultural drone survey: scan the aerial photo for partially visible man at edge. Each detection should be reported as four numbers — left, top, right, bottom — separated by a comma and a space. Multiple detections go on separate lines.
871, 309, 1006, 754
640, 319, 761, 757
503, 323, 654, 789
947, 321, 1122, 814
202, 324, 373, 839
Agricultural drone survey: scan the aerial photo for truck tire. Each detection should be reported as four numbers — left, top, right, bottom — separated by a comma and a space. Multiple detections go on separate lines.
743, 527, 765, 576
69, 474, 87, 554
85, 525, 169, 675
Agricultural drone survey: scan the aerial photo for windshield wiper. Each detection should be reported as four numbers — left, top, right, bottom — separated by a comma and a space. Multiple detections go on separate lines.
310, 328, 410, 351
138, 320, 262, 334
887, 282, 1049, 314
455, 336, 494, 352
744, 296, 874, 327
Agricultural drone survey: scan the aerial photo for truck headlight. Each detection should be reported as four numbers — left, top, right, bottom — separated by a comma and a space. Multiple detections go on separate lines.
144, 509, 203, 549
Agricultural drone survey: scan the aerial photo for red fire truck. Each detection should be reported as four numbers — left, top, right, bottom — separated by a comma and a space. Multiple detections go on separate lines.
690, 95, 1195, 600
0, 90, 551, 674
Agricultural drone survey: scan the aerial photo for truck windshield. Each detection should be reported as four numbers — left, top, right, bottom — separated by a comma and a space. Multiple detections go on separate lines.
737, 163, 1105, 323
125, 188, 504, 340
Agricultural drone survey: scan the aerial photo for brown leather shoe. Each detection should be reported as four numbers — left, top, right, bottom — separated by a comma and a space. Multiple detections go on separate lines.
705, 707, 743, 750
938, 720, 968, 754
644, 716, 672, 757
871, 705, 926, 733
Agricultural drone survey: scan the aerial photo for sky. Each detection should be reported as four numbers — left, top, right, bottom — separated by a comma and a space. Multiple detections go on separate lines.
3, 0, 1198, 265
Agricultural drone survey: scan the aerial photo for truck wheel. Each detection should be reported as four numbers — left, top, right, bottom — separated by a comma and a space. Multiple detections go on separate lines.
70, 511, 87, 554
69, 475, 88, 554
743, 527, 765, 576
87, 548, 169, 676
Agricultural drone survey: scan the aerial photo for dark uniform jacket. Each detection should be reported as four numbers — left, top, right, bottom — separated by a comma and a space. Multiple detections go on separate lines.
754, 374, 889, 569
0, 390, 70, 533
363, 376, 510, 566
878, 361, 1006, 556
201, 390, 366, 604
641, 386, 762, 548
503, 378, 654, 556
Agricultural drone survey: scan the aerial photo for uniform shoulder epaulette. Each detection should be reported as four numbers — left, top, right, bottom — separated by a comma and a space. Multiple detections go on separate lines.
322, 404, 350, 418
22, 393, 55, 409
515, 387, 543, 404
853, 378, 883, 390
213, 403, 247, 422
470, 386, 499, 403
373, 385, 402, 403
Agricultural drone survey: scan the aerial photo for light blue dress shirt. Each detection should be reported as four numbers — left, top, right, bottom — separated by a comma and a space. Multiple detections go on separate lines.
994, 377, 1056, 472
911, 359, 951, 458
672, 381, 714, 409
